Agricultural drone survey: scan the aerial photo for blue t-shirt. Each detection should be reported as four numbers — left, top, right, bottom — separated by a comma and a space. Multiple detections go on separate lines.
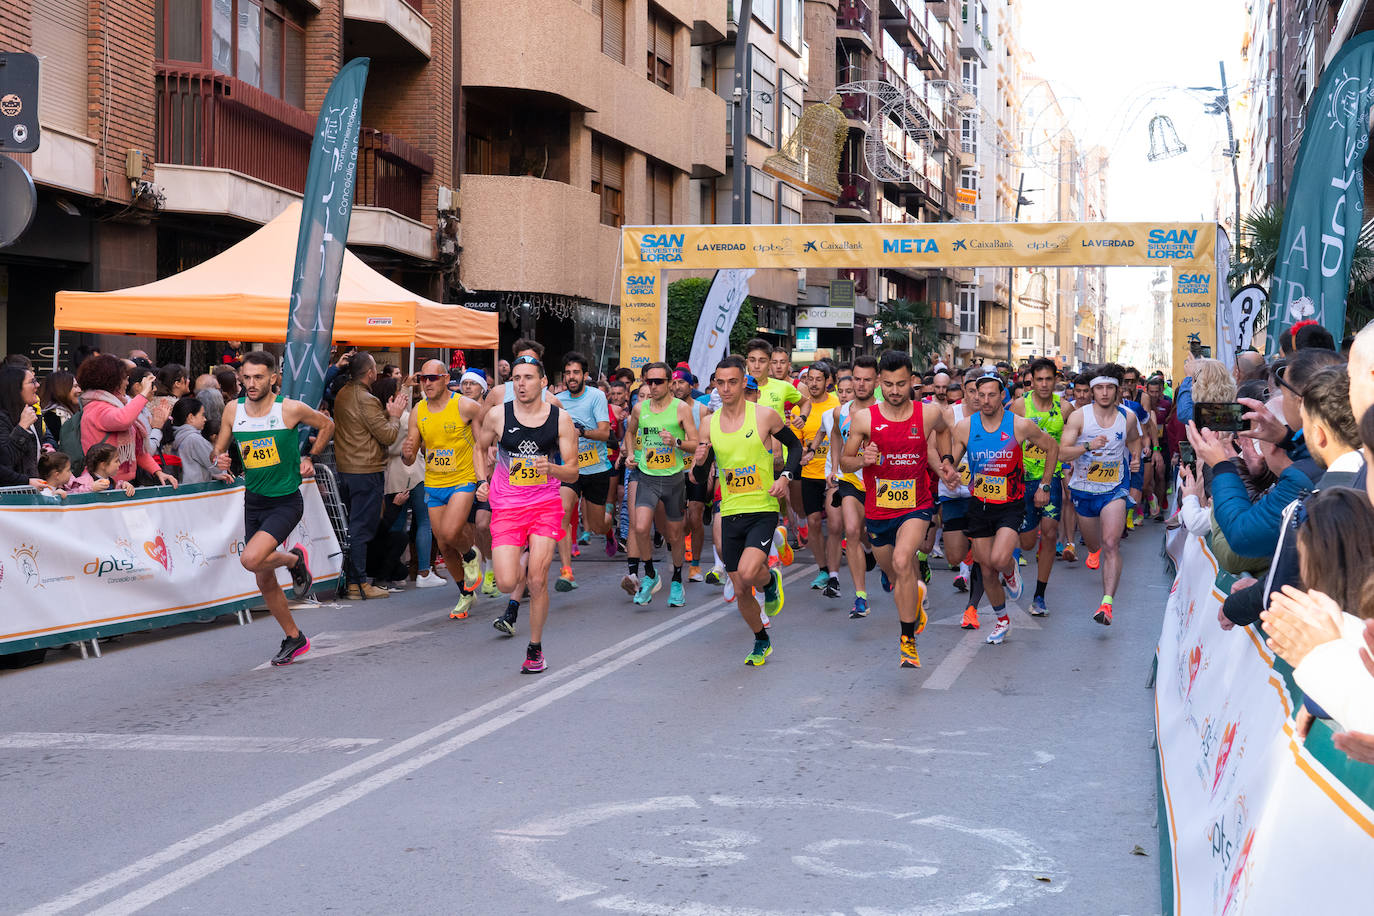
557, 386, 611, 474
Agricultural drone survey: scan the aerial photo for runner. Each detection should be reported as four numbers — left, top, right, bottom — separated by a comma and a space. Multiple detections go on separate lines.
746, 339, 804, 538
1117, 372, 1153, 531
798, 362, 841, 595
474, 356, 579, 672
401, 360, 484, 620
211, 351, 334, 667
1011, 357, 1073, 616
458, 369, 500, 597
671, 368, 712, 582
1057, 372, 1093, 562
828, 357, 878, 617
946, 367, 1060, 646
839, 351, 956, 668
1059, 363, 1141, 626
555, 351, 617, 592
688, 355, 802, 666
1143, 374, 1172, 519
621, 362, 699, 607
939, 369, 980, 628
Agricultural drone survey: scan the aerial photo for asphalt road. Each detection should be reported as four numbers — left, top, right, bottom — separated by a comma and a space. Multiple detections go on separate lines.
1, 524, 1171, 915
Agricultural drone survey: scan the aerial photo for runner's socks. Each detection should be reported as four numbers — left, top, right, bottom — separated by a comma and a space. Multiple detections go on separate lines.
672, 565, 683, 583
900, 619, 915, 639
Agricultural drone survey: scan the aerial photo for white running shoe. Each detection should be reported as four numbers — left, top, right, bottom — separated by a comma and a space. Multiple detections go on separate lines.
723, 575, 735, 603
1002, 564, 1024, 602
415, 570, 446, 589
986, 617, 1010, 645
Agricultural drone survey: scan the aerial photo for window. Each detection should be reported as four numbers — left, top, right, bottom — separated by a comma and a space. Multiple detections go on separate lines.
591, 136, 625, 227
205, 0, 305, 108
749, 48, 776, 145
157, 0, 203, 62
595, 0, 626, 64
749, 168, 775, 223
754, 0, 776, 32
961, 59, 978, 94
958, 283, 978, 334
779, 0, 802, 51
779, 183, 802, 224
1020, 325, 1036, 344
781, 86, 801, 142
647, 4, 674, 91
648, 159, 674, 223
961, 115, 977, 155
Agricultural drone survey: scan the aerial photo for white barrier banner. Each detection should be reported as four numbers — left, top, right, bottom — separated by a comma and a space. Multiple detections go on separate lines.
688, 268, 754, 384
0, 481, 341, 647
1156, 535, 1374, 914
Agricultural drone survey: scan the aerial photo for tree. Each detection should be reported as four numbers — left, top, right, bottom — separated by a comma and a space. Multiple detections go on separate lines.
664, 277, 757, 366
875, 299, 940, 365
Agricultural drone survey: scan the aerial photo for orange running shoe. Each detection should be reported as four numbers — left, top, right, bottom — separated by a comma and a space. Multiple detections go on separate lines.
916, 581, 928, 633
1085, 550, 1100, 570
1093, 601, 1113, 625
1061, 543, 1077, 563
960, 604, 980, 630
775, 526, 794, 567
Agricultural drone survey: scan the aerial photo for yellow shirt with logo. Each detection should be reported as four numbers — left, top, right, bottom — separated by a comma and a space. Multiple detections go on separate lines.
801, 393, 839, 480
416, 395, 477, 488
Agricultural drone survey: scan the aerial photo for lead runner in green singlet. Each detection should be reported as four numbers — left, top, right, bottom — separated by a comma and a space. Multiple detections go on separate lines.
212, 351, 335, 668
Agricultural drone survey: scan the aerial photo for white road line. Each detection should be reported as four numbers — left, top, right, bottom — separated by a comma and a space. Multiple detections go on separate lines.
0, 734, 380, 754
921, 629, 985, 691
28, 568, 808, 916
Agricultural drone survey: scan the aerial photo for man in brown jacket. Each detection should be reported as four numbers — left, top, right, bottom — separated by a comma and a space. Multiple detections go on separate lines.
334, 352, 407, 598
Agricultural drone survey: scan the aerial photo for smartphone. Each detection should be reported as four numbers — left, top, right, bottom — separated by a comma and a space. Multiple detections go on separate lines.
1195, 401, 1247, 432
1200, 345, 1212, 358
1178, 441, 1196, 466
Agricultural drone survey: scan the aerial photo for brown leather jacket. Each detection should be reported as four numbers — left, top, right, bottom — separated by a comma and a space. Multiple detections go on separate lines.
332, 381, 400, 474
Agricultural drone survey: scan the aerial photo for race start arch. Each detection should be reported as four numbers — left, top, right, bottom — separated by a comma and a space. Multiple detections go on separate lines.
618, 221, 1224, 377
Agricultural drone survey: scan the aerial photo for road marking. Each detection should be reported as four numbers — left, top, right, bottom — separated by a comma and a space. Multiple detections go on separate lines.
0, 733, 380, 754
32, 568, 808, 916
251, 609, 440, 670
922, 629, 984, 691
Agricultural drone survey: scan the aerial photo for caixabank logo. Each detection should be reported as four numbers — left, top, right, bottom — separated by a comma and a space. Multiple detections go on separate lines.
1147, 228, 1197, 260
639, 232, 684, 263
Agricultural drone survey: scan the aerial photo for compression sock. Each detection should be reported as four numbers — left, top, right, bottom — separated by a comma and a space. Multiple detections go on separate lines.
462, 548, 477, 563
1035, 580, 1048, 599
672, 565, 683, 583
712, 544, 723, 568
506, 600, 519, 620
968, 565, 985, 608
855, 589, 867, 600
628, 558, 640, 576
644, 558, 656, 578
991, 602, 1008, 623
754, 627, 770, 643
900, 619, 916, 639
1102, 595, 1114, 605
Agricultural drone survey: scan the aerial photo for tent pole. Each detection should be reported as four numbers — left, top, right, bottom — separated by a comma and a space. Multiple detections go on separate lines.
408, 342, 415, 377
52, 329, 59, 372
184, 338, 191, 371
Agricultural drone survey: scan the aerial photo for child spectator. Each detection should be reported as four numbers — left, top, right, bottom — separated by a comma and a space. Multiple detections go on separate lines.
71, 442, 135, 496
169, 396, 223, 484
37, 451, 73, 497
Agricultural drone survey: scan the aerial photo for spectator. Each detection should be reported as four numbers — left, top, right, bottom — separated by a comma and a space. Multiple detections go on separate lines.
369, 375, 435, 589
170, 396, 224, 484
156, 364, 190, 398
0, 365, 45, 488
1233, 350, 1267, 384
40, 370, 80, 443
1279, 319, 1336, 355
75, 354, 176, 487
1175, 357, 1196, 425
1191, 357, 1237, 404
497, 359, 511, 383
37, 451, 73, 496
4, 353, 33, 370
71, 442, 135, 496
1241, 348, 1346, 464
129, 349, 153, 368
214, 367, 240, 405
197, 385, 226, 439
332, 351, 406, 599
194, 373, 218, 393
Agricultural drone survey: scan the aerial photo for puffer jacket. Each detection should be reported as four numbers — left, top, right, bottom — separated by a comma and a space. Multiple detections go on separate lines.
1208, 458, 1320, 560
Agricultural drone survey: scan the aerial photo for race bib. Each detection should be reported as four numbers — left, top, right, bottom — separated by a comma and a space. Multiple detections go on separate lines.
242, 437, 280, 469
577, 446, 601, 469
644, 444, 676, 470
1023, 442, 1045, 461
722, 463, 764, 494
973, 473, 1007, 502
813, 444, 829, 465
875, 478, 916, 509
509, 454, 547, 486
1087, 459, 1121, 484
428, 448, 454, 470
958, 463, 972, 486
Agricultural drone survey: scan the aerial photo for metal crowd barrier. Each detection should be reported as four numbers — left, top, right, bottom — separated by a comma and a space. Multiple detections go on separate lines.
312, 464, 352, 598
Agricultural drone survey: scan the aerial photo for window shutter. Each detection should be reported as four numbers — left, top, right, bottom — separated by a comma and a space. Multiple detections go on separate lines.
602, 0, 626, 63
652, 164, 673, 223
31, 0, 89, 135
601, 142, 623, 190
655, 15, 673, 67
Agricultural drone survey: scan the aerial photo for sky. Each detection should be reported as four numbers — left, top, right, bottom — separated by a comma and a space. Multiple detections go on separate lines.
1017, 0, 1249, 344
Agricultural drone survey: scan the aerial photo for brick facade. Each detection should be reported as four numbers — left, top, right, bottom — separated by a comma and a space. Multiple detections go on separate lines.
89, 0, 157, 205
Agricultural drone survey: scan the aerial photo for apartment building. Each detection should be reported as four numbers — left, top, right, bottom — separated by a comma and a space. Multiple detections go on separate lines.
1, 0, 452, 364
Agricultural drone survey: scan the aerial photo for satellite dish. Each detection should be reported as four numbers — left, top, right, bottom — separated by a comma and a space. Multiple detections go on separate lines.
0, 153, 37, 247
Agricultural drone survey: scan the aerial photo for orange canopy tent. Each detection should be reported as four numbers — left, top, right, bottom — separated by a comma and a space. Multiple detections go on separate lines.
54, 203, 497, 350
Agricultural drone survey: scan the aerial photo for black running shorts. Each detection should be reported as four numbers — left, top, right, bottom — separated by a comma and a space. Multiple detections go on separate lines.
719, 512, 778, 572
244, 490, 304, 546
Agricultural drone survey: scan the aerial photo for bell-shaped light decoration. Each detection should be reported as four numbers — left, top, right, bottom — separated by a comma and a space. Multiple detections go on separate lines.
1147, 114, 1187, 162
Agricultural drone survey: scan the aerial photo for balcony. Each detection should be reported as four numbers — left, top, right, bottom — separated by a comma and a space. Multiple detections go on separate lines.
838, 86, 871, 125
343, 0, 432, 60
837, 171, 873, 215
837, 0, 875, 44
356, 128, 433, 221
691, 0, 728, 45
959, 15, 990, 65
690, 86, 727, 177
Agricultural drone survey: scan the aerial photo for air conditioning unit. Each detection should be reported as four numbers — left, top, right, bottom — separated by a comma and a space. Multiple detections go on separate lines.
437, 185, 459, 213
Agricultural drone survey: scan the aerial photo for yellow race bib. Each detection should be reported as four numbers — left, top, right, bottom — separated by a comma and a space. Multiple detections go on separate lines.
958, 463, 972, 486
973, 473, 1007, 502
577, 447, 600, 469
875, 478, 916, 509
1023, 442, 1046, 461
723, 463, 764, 494
1086, 460, 1120, 484
428, 448, 454, 470
510, 455, 547, 486
242, 437, 280, 469
644, 444, 676, 470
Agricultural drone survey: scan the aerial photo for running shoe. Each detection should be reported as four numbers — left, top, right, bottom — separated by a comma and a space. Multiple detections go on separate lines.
881, 569, 893, 593
1062, 543, 1077, 563
450, 592, 475, 620
461, 552, 482, 594
960, 604, 980, 630
705, 566, 724, 585
689, 565, 703, 583
270, 632, 309, 667
864, 549, 876, 572
822, 577, 841, 599
287, 545, 313, 599
654, 531, 665, 549
810, 570, 830, 590
774, 526, 794, 566
481, 570, 501, 598
1125, 512, 1136, 531
724, 575, 736, 603
555, 566, 577, 592
931, 541, 945, 560
1001, 564, 1024, 601
763, 568, 785, 617
521, 645, 546, 674
668, 580, 685, 607
986, 616, 1010, 645
916, 582, 928, 634
634, 572, 662, 605
571, 544, 580, 559
415, 569, 446, 589
953, 574, 968, 592
579, 530, 591, 545
849, 596, 870, 618
745, 639, 773, 666
620, 572, 639, 597
1055, 541, 1064, 557
1093, 602, 1113, 626
492, 614, 515, 636
900, 635, 921, 668
1085, 550, 1100, 570
604, 529, 618, 557
1030, 595, 1049, 617
797, 524, 809, 544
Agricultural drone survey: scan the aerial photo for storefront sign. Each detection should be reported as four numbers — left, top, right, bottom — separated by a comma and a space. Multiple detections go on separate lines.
795, 306, 855, 328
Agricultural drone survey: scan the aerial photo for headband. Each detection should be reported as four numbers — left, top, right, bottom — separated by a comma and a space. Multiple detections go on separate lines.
1090, 376, 1119, 388
460, 369, 488, 392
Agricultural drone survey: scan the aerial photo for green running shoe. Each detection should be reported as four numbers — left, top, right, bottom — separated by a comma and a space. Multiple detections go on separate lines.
668, 580, 685, 607
763, 568, 785, 617
745, 639, 773, 666
810, 570, 830, 590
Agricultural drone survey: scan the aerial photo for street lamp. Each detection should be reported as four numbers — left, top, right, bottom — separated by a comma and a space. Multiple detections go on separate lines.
1188, 61, 1241, 264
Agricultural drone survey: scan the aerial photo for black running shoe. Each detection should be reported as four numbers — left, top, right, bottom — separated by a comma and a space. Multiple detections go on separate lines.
653, 531, 665, 549
822, 578, 841, 599
493, 614, 516, 637
270, 632, 309, 666
288, 545, 313, 598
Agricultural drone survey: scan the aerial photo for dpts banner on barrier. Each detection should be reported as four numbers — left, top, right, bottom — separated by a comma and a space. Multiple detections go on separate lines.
0, 482, 341, 650
1156, 534, 1374, 914
688, 269, 754, 383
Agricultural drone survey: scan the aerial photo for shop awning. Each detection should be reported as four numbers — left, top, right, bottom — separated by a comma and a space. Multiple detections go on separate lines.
54, 203, 497, 349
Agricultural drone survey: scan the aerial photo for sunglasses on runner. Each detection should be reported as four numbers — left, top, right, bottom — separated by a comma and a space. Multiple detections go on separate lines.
416, 374, 445, 382
643, 377, 668, 385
